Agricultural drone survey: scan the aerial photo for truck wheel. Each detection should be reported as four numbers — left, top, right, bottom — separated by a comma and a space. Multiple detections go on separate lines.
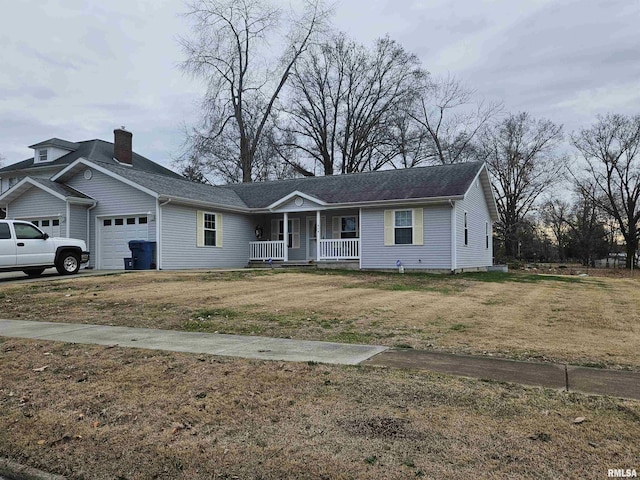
23, 268, 45, 277
56, 252, 80, 275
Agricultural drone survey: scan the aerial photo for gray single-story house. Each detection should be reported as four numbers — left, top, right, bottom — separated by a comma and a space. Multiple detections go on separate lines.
0, 130, 498, 272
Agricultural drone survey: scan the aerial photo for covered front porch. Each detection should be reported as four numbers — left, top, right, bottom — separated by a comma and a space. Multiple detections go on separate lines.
249, 209, 360, 263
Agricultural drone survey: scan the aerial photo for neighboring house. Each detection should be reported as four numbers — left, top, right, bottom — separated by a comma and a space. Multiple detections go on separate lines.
0, 132, 498, 272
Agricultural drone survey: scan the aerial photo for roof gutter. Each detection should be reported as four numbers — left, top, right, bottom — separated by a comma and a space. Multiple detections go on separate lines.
157, 195, 250, 214
255, 195, 466, 214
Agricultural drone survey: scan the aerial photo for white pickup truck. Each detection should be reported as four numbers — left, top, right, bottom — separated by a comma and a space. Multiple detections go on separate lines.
0, 220, 90, 277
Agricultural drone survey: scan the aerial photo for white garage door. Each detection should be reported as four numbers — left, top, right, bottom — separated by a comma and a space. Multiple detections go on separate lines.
29, 219, 62, 238
99, 216, 150, 269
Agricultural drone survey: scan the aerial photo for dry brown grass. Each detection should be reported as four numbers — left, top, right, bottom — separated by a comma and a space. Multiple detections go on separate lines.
1, 269, 639, 368
1, 337, 638, 479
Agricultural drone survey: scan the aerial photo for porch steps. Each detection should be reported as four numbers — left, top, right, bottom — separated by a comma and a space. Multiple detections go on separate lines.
247, 261, 316, 269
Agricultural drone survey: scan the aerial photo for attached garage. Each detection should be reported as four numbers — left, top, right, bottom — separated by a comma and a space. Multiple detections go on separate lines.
30, 218, 62, 238
98, 215, 152, 269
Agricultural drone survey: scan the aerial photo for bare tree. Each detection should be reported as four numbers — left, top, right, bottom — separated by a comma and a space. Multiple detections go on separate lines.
180, 0, 329, 183
477, 112, 565, 258
281, 33, 424, 175
541, 198, 571, 262
413, 75, 502, 165
572, 113, 640, 268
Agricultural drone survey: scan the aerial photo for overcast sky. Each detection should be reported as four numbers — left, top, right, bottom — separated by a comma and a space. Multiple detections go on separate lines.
1, 0, 638, 171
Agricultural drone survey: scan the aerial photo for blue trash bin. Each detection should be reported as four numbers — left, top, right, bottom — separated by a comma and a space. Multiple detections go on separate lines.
128, 240, 156, 270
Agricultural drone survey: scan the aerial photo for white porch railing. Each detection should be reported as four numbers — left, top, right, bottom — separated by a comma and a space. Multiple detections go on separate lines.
249, 241, 286, 261
319, 238, 360, 260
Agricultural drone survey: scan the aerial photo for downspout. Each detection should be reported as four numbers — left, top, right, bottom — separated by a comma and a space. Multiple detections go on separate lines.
65, 202, 71, 238
157, 198, 171, 270
86, 201, 97, 269
450, 199, 457, 274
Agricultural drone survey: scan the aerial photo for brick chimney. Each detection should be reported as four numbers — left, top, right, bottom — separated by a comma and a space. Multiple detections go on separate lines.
114, 127, 133, 165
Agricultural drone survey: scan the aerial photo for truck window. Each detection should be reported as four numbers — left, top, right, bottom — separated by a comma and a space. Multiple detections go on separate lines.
14, 223, 44, 240
0, 223, 11, 240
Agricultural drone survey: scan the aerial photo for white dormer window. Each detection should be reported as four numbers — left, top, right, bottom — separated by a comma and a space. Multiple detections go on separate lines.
38, 149, 48, 162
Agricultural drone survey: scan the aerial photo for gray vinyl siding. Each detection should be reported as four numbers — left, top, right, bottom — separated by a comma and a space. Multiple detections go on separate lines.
160, 203, 254, 269
66, 169, 157, 268
69, 204, 87, 242
8, 188, 66, 219
360, 205, 451, 270
456, 178, 493, 268
277, 197, 324, 213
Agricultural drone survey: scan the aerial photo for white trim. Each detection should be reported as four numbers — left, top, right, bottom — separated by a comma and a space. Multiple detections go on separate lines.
464, 210, 468, 247
156, 198, 162, 270
306, 214, 326, 261
266, 191, 327, 211
52, 158, 159, 199
252, 195, 466, 215
157, 195, 250, 214
199, 211, 220, 248
463, 163, 499, 221
390, 208, 414, 246
283, 212, 289, 262
359, 208, 362, 270
0, 177, 66, 203
451, 201, 457, 272
95, 212, 155, 269
87, 202, 97, 267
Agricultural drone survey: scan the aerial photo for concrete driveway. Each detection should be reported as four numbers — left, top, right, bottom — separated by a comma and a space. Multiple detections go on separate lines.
0, 268, 119, 284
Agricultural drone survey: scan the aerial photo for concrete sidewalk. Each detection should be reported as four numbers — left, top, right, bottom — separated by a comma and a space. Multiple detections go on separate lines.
0, 319, 386, 365
1, 319, 639, 400
364, 349, 640, 400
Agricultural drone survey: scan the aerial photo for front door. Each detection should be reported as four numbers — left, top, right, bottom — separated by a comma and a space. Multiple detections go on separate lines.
307, 216, 325, 260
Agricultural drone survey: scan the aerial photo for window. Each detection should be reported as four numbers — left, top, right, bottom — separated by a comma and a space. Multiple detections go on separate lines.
340, 216, 358, 239
14, 223, 44, 239
394, 210, 413, 245
103, 219, 112, 226
138, 217, 148, 224
41, 220, 50, 227
115, 218, 124, 226
126, 218, 136, 225
278, 220, 294, 248
204, 213, 216, 246
486, 222, 490, 249
53, 219, 60, 227
384, 209, 423, 246
0, 223, 11, 240
8, 177, 19, 188
464, 212, 468, 246
271, 218, 300, 248
32, 220, 39, 227
197, 211, 222, 248
39, 149, 48, 162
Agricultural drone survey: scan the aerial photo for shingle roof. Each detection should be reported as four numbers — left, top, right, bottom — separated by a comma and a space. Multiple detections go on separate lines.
91, 161, 248, 209
28, 138, 80, 150
85, 160, 483, 211
0, 139, 182, 179
226, 162, 484, 208
30, 178, 93, 200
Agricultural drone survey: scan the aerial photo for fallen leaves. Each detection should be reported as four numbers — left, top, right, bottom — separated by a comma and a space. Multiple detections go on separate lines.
573, 416, 586, 424
32, 365, 48, 372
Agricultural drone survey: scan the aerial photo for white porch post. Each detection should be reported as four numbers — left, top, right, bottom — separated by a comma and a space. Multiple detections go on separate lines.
316, 210, 321, 260
283, 212, 289, 262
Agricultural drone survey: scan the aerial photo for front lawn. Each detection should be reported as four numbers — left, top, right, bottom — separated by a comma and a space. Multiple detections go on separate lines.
1, 269, 638, 368
1, 338, 638, 479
